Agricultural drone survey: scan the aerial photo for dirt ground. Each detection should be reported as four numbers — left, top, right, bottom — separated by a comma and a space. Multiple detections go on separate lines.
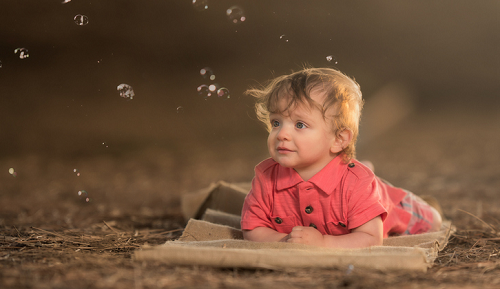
1, 1, 499, 288
2, 102, 500, 288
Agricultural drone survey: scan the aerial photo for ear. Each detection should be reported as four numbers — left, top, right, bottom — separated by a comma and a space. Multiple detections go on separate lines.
330, 129, 353, 154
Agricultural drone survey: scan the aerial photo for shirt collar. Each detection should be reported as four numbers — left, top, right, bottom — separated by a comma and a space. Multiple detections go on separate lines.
275, 165, 304, 191
275, 155, 346, 195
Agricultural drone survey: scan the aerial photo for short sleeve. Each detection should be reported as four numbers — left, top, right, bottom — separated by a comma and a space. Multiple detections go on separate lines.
240, 166, 274, 230
346, 173, 387, 230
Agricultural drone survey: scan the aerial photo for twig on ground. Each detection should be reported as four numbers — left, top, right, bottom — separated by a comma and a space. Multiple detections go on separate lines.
445, 251, 456, 266
13, 226, 21, 238
31, 227, 67, 239
140, 228, 184, 238
458, 209, 497, 233
103, 220, 122, 235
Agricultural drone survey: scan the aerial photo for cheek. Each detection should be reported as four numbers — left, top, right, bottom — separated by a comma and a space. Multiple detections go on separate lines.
267, 133, 275, 147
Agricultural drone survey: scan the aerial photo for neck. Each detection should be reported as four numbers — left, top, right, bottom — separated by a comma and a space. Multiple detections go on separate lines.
294, 154, 339, 181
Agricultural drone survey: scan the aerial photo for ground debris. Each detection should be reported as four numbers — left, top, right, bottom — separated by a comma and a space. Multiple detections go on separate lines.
1, 214, 500, 289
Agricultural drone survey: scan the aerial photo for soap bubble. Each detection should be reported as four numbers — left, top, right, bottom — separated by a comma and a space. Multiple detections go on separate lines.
14, 48, 29, 59
197, 84, 212, 99
200, 67, 215, 81
73, 169, 80, 177
102, 142, 109, 148
176, 106, 184, 113
279, 34, 289, 42
197, 68, 229, 101
192, 0, 208, 11
326, 55, 338, 64
9, 168, 17, 177
77, 190, 91, 203
208, 83, 219, 93
217, 87, 230, 99
117, 83, 135, 100
62, 0, 71, 3
0, 60, 2, 68
74, 14, 89, 26
346, 264, 354, 275
226, 6, 246, 24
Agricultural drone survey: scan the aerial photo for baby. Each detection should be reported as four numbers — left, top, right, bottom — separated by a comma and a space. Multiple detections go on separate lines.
241, 67, 442, 248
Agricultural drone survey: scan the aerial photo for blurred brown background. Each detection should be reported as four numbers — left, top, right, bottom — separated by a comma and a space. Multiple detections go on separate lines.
0, 0, 499, 222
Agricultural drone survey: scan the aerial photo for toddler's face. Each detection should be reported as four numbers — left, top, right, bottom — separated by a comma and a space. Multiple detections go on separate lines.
267, 91, 340, 180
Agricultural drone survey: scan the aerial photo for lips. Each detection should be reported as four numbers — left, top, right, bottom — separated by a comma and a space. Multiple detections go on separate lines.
277, 146, 293, 153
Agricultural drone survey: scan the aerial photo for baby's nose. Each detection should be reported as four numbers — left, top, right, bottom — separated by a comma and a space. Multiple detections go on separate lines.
276, 126, 291, 140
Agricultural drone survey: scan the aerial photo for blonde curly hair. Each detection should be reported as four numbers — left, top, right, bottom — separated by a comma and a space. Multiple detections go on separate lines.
246, 67, 364, 162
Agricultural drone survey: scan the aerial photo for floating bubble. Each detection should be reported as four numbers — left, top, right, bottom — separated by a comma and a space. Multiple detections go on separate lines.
346, 264, 354, 275
77, 190, 91, 203
226, 6, 246, 24
217, 87, 230, 99
117, 83, 135, 100
73, 168, 80, 177
326, 55, 338, 64
200, 67, 215, 81
197, 84, 212, 99
62, 0, 71, 3
74, 14, 89, 26
0, 60, 2, 68
279, 34, 289, 42
176, 106, 184, 113
208, 84, 218, 92
192, 0, 208, 11
9, 168, 17, 177
102, 142, 109, 148
14, 48, 29, 59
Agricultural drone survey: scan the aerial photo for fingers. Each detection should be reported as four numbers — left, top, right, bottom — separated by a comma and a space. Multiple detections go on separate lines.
286, 237, 304, 244
289, 226, 305, 238
279, 234, 291, 242
286, 226, 323, 246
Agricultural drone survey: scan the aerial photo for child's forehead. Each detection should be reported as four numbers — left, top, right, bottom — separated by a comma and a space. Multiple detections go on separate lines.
270, 103, 311, 116
271, 95, 314, 113
270, 98, 332, 123
270, 89, 328, 113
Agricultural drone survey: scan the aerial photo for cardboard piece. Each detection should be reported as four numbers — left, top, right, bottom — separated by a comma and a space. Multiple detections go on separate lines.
135, 182, 452, 271
181, 181, 250, 221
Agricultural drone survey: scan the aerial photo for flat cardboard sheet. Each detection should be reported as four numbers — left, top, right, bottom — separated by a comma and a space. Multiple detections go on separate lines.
134, 181, 452, 272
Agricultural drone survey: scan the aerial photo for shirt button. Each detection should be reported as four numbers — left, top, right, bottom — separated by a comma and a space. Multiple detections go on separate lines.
309, 223, 317, 229
305, 205, 314, 214
348, 163, 355, 168
274, 217, 283, 224
339, 222, 346, 227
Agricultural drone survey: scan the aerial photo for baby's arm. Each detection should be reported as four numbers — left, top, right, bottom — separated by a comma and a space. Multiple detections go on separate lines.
286, 216, 383, 248
243, 227, 288, 242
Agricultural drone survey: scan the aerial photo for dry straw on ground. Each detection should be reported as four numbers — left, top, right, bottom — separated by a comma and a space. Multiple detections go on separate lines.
1, 209, 500, 288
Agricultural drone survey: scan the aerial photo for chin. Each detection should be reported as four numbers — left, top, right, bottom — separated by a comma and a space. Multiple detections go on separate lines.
275, 160, 295, 168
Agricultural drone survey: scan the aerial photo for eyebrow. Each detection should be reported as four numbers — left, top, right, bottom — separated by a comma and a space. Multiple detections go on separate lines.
271, 107, 316, 123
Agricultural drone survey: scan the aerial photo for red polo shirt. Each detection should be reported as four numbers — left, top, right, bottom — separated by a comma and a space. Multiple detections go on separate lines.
241, 156, 412, 238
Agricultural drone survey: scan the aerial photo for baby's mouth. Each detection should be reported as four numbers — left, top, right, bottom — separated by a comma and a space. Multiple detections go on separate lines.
277, 146, 293, 153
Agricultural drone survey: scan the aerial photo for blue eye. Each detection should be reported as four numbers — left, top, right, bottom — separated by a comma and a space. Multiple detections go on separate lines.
272, 120, 280, 127
296, 122, 305, 129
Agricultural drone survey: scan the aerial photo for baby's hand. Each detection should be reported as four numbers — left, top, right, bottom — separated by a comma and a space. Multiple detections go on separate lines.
285, 226, 325, 246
